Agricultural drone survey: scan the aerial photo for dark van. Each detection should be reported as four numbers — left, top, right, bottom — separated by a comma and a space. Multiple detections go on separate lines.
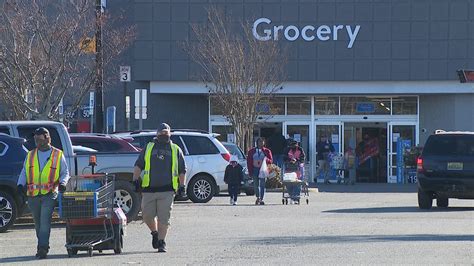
417, 131, 474, 209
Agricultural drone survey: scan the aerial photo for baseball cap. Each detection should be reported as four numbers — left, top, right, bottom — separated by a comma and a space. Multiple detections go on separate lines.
34, 127, 50, 136
157, 123, 171, 133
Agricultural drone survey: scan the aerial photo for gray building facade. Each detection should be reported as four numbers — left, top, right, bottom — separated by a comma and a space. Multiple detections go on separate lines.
105, 0, 474, 183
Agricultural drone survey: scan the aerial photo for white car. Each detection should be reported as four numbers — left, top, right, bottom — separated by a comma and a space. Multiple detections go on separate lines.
115, 130, 231, 203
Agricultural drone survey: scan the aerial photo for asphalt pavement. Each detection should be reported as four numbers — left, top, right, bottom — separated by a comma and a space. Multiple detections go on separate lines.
0, 184, 473, 265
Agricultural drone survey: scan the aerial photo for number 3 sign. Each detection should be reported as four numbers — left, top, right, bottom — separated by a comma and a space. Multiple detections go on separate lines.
120, 66, 131, 82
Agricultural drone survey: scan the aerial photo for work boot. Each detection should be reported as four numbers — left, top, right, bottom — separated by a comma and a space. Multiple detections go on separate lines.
37, 247, 48, 259
151, 231, 159, 249
157, 240, 167, 253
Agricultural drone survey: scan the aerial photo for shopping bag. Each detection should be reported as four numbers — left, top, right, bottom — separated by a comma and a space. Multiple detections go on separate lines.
259, 157, 270, 179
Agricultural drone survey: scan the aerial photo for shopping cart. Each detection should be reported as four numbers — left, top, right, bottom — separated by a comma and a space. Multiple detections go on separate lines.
59, 173, 126, 257
281, 162, 309, 205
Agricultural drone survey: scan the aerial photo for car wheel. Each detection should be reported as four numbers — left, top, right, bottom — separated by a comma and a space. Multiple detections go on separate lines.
418, 188, 433, 210
0, 191, 17, 233
245, 189, 255, 196
436, 197, 449, 208
187, 175, 215, 203
114, 180, 141, 221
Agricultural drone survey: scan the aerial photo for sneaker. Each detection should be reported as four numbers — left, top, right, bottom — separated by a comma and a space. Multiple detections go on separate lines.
233, 200, 237, 205
151, 231, 159, 249
255, 198, 260, 205
37, 247, 48, 259
157, 240, 167, 253
259, 200, 265, 205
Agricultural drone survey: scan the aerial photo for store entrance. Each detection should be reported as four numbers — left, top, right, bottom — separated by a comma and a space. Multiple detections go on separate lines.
344, 122, 388, 183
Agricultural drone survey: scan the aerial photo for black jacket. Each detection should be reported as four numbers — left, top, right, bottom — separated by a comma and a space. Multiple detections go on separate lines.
224, 164, 244, 185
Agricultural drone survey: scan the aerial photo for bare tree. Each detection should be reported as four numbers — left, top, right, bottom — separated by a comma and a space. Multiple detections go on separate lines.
187, 7, 287, 152
0, 0, 134, 121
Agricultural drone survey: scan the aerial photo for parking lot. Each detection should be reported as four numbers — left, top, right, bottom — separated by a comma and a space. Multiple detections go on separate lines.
0, 185, 473, 265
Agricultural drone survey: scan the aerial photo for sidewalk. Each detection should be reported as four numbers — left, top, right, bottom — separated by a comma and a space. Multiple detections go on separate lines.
310, 182, 418, 193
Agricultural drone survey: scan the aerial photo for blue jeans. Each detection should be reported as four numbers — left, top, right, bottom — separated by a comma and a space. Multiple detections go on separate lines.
252, 168, 266, 200
28, 193, 57, 248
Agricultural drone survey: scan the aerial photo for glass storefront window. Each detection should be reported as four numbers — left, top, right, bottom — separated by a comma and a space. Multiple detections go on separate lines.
315, 97, 339, 115
287, 97, 311, 115
340, 96, 391, 115
209, 96, 224, 115
212, 125, 234, 142
392, 97, 417, 115
259, 97, 285, 115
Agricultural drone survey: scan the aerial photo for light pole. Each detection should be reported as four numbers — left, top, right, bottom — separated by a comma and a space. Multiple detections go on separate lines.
94, 0, 104, 133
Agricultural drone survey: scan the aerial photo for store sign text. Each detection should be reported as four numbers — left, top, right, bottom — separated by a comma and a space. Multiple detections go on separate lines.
252, 18, 361, 49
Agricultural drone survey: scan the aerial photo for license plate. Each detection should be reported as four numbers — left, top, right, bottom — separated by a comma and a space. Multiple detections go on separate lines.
447, 162, 463, 171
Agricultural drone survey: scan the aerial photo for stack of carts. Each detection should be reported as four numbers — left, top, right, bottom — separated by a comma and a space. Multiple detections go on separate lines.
281, 163, 309, 205
329, 153, 345, 184
59, 173, 126, 257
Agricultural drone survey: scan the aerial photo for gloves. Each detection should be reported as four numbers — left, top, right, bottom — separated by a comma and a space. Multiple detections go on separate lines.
58, 184, 67, 193
177, 185, 186, 197
134, 178, 142, 192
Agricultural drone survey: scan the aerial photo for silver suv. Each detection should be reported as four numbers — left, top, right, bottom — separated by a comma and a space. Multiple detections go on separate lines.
115, 130, 231, 203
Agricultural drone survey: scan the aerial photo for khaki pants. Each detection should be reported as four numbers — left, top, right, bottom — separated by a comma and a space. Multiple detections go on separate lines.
141, 191, 175, 226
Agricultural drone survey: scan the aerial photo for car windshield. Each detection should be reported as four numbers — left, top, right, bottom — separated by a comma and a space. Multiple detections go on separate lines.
423, 135, 474, 156
224, 144, 245, 160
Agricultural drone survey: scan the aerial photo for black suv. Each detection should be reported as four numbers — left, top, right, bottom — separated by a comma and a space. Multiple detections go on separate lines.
417, 131, 474, 209
0, 134, 27, 232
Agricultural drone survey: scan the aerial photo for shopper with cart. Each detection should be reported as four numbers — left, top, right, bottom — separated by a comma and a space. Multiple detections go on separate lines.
283, 139, 306, 203
133, 123, 187, 253
17, 127, 70, 259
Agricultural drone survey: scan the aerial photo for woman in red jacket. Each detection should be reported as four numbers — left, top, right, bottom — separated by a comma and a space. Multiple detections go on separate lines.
247, 138, 273, 205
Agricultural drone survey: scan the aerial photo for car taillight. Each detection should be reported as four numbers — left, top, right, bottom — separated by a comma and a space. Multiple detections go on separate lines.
221, 153, 231, 162
417, 157, 423, 172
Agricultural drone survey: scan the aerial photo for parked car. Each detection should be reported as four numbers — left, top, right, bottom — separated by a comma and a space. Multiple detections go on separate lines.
0, 134, 28, 232
72, 145, 98, 153
114, 129, 232, 203
0, 121, 141, 222
70, 133, 140, 153
417, 130, 474, 209
221, 142, 254, 196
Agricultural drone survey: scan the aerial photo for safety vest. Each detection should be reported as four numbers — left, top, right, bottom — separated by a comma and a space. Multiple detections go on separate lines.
25, 147, 63, 197
142, 142, 179, 190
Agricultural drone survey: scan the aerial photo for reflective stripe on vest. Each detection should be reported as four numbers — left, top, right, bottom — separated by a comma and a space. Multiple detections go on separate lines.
25, 148, 62, 197
142, 142, 179, 191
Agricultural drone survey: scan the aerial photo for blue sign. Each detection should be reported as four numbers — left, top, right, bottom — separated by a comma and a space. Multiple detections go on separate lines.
396, 139, 412, 184
106, 106, 116, 133
356, 102, 375, 113
256, 103, 270, 113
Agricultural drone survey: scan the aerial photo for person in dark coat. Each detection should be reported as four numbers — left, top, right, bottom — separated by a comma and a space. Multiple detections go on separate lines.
267, 132, 287, 169
224, 155, 244, 205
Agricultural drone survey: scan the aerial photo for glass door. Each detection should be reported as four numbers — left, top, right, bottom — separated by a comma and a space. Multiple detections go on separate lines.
388, 122, 417, 183
314, 122, 343, 182
284, 122, 311, 179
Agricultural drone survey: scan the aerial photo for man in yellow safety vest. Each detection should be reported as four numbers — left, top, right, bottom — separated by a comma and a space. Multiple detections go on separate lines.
133, 123, 186, 253
17, 127, 70, 259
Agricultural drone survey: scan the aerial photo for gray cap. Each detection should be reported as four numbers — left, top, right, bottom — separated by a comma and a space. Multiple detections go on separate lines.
157, 123, 171, 133
34, 127, 50, 136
